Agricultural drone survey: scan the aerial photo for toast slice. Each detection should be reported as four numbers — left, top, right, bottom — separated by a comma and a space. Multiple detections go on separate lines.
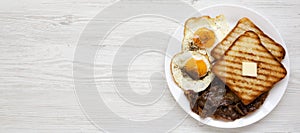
212, 31, 287, 105
211, 17, 285, 61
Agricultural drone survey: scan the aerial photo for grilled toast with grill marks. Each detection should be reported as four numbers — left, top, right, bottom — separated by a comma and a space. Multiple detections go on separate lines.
211, 17, 285, 61
212, 31, 287, 105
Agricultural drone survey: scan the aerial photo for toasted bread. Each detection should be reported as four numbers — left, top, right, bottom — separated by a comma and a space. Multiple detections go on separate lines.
211, 17, 285, 61
212, 31, 287, 105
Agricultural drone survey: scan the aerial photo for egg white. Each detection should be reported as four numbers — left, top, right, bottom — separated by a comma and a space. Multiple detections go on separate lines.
171, 51, 215, 92
182, 15, 230, 61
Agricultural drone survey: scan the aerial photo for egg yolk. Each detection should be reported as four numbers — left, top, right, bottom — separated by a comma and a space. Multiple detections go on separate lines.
193, 27, 216, 48
184, 58, 208, 80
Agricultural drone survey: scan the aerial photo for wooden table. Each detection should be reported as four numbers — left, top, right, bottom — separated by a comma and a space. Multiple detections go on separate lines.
0, 0, 299, 132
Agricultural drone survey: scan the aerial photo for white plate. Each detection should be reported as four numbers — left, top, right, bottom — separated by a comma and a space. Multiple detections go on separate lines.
165, 4, 290, 128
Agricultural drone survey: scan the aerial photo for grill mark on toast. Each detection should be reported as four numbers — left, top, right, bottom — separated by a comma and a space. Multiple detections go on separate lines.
225, 81, 262, 98
225, 79, 266, 95
224, 53, 279, 66
214, 60, 284, 81
219, 58, 286, 75
220, 51, 286, 74
211, 17, 285, 61
228, 48, 272, 59
224, 75, 272, 91
226, 49, 276, 62
237, 33, 282, 56
213, 67, 275, 88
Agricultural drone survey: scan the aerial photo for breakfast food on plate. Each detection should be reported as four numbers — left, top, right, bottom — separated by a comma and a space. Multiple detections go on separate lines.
184, 77, 269, 121
170, 15, 287, 121
182, 15, 230, 53
170, 51, 214, 92
212, 31, 287, 105
172, 15, 230, 92
211, 17, 285, 61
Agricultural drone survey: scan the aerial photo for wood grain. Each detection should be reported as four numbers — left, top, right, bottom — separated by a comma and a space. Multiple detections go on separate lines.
0, 0, 299, 132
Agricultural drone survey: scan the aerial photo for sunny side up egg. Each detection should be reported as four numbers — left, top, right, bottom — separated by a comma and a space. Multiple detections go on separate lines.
182, 15, 230, 61
171, 51, 214, 92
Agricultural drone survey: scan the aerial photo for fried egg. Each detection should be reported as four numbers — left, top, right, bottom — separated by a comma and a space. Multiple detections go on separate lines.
182, 15, 230, 60
171, 51, 214, 92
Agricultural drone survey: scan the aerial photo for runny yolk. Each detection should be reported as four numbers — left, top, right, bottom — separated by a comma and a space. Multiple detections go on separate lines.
193, 27, 216, 48
184, 58, 208, 79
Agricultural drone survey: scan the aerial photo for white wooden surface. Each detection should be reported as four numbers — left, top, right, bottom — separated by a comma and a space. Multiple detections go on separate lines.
0, 0, 299, 132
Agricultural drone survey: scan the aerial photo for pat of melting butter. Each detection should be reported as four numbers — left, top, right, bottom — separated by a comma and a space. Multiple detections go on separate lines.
242, 62, 257, 77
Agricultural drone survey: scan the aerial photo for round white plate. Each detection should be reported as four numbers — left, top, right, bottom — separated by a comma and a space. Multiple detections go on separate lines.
165, 4, 290, 128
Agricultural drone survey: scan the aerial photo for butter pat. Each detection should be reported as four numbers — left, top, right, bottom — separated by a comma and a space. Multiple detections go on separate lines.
242, 62, 257, 77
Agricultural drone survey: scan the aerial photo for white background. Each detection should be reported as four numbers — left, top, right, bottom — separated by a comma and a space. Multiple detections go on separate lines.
0, 0, 299, 132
